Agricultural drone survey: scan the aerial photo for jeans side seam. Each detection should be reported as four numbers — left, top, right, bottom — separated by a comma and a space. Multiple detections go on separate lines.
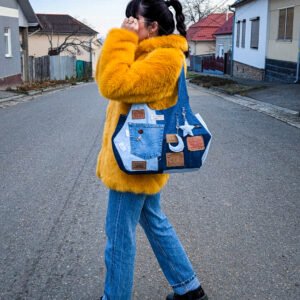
108, 191, 123, 296
141, 208, 178, 278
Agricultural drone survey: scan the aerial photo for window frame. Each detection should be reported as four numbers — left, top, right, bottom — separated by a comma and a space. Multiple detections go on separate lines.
4, 27, 12, 58
250, 17, 260, 49
241, 19, 246, 48
236, 21, 241, 48
278, 7, 294, 41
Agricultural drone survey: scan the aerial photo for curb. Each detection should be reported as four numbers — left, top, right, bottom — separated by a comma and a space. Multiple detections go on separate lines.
187, 82, 300, 130
0, 82, 91, 106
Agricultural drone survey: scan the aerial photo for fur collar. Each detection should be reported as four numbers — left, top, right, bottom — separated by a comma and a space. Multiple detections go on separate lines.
136, 34, 188, 57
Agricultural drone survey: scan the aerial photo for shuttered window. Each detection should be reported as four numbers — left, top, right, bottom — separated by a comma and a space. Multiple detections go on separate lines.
236, 21, 240, 47
241, 20, 246, 48
250, 17, 259, 49
278, 7, 294, 40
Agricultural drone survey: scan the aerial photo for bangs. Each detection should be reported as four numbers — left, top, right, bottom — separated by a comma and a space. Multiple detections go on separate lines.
125, 0, 141, 18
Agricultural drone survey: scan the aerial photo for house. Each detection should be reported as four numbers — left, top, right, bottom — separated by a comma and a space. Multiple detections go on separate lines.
187, 13, 233, 72
265, 0, 300, 82
28, 14, 101, 76
187, 13, 233, 56
231, 0, 269, 81
0, 0, 39, 87
214, 15, 234, 58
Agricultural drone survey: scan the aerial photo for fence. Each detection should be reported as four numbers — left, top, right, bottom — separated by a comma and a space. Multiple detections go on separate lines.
28, 55, 91, 82
189, 52, 232, 75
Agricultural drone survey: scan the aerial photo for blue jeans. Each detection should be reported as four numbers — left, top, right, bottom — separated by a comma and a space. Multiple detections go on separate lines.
102, 190, 201, 300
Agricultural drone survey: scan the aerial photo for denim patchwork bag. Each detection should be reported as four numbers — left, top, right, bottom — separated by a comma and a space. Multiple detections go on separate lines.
112, 67, 212, 174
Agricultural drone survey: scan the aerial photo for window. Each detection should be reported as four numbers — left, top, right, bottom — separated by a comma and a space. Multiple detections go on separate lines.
4, 27, 12, 57
250, 17, 260, 49
236, 21, 240, 47
278, 7, 294, 40
241, 19, 246, 48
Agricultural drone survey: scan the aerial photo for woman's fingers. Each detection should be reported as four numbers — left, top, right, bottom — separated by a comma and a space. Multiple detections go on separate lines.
121, 17, 139, 32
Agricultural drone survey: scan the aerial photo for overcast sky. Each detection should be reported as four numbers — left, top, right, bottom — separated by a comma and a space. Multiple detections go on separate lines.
30, 0, 235, 37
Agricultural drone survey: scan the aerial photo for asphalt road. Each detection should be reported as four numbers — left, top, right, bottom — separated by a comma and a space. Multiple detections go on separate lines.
0, 83, 299, 300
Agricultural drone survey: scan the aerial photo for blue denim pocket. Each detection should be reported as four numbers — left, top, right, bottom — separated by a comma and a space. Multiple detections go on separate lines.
128, 122, 164, 160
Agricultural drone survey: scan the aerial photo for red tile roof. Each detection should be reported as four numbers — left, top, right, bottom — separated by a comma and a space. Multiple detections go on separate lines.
214, 15, 234, 35
187, 13, 233, 41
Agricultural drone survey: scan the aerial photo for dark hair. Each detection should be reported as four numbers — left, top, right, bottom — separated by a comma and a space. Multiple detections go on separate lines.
125, 0, 186, 37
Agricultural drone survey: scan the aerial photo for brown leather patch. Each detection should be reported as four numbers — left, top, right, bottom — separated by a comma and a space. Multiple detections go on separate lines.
187, 136, 205, 151
166, 152, 184, 167
132, 109, 145, 119
132, 161, 147, 170
166, 134, 178, 144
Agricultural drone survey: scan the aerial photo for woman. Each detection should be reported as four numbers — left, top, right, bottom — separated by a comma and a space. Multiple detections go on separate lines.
95, 0, 208, 299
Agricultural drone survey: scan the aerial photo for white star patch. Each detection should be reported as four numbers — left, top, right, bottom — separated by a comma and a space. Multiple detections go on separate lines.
180, 120, 195, 137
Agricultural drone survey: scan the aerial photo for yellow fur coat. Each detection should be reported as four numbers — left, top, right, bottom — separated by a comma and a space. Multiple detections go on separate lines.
95, 28, 188, 195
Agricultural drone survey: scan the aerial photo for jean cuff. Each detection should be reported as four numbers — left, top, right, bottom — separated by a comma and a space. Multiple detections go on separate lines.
172, 274, 201, 295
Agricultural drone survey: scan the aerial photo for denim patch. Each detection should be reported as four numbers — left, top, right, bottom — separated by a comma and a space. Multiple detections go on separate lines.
128, 122, 164, 160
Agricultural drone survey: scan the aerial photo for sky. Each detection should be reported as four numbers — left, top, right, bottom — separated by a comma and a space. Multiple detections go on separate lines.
29, 0, 235, 37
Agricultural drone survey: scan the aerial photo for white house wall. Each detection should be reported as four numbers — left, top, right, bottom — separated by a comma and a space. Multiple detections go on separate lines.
216, 35, 232, 57
18, 5, 28, 27
233, 0, 268, 69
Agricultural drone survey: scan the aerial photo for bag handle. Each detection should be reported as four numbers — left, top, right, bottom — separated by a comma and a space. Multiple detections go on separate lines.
177, 67, 189, 107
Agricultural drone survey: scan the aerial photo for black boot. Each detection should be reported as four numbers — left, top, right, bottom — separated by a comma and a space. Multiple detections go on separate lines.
166, 286, 208, 300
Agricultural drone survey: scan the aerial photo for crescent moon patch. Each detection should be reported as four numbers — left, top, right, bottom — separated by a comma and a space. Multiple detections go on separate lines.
168, 134, 185, 152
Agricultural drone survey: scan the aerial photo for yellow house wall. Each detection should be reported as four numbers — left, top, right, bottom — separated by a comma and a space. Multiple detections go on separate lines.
28, 33, 101, 76
267, 0, 300, 62
189, 41, 216, 56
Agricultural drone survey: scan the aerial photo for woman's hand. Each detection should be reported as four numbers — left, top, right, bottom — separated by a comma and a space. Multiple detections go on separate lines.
121, 16, 139, 33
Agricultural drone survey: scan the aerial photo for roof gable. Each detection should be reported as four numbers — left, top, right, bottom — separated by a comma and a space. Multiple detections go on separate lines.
214, 15, 234, 35
17, 0, 39, 27
187, 13, 233, 41
36, 14, 98, 35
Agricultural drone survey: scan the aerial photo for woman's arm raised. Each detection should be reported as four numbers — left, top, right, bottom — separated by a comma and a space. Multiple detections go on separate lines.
95, 28, 184, 103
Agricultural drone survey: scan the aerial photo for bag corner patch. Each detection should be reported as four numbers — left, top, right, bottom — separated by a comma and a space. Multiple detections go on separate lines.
132, 160, 147, 170
187, 136, 205, 151
166, 152, 184, 167
132, 109, 145, 119
166, 134, 178, 144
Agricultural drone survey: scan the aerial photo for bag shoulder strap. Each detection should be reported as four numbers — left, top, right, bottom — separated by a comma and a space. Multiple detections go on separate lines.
177, 66, 189, 107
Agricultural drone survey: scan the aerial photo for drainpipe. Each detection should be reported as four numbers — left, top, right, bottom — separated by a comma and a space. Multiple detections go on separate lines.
229, 5, 235, 77
294, 28, 300, 83
28, 28, 41, 37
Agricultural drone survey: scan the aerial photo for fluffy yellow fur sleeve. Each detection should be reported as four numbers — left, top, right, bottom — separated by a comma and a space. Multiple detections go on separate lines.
95, 28, 185, 103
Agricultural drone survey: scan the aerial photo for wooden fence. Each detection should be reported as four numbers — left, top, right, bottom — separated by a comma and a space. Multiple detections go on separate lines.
28, 55, 91, 82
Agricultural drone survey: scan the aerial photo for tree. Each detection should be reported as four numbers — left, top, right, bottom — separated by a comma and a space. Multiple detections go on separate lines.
182, 0, 229, 26
47, 25, 96, 56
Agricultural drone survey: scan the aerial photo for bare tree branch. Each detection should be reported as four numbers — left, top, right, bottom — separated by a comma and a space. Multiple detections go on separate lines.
47, 25, 94, 56
182, 0, 230, 26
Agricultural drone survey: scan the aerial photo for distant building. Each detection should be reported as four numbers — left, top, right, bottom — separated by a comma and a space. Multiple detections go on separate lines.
231, 0, 269, 81
29, 14, 101, 76
187, 13, 233, 57
214, 15, 234, 58
0, 0, 39, 87
265, 0, 300, 82
187, 13, 233, 72
231, 0, 299, 83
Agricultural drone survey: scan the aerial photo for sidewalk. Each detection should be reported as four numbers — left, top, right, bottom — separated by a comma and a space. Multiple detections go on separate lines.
189, 71, 300, 114
0, 90, 24, 103
227, 75, 300, 113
